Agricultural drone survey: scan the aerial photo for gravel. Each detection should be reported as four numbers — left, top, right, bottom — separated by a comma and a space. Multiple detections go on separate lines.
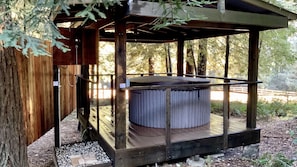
55, 141, 111, 167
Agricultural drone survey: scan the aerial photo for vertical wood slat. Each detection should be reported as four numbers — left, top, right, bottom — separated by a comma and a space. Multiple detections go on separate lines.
115, 19, 127, 149
247, 30, 259, 129
177, 38, 184, 76
165, 88, 171, 160
60, 65, 76, 119
15, 51, 30, 143
53, 28, 98, 65
16, 44, 76, 145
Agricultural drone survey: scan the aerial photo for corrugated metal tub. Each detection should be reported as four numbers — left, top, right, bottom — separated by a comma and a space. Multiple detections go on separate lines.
129, 76, 211, 129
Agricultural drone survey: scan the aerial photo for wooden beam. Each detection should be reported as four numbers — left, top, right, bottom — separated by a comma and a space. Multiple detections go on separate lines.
115, 145, 167, 167
243, 0, 297, 20
177, 38, 184, 76
85, 18, 115, 30
114, 19, 127, 149
128, 1, 288, 29
247, 30, 259, 129
112, 129, 260, 166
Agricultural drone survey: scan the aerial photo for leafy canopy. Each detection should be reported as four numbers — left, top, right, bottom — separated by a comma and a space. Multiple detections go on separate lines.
0, 0, 212, 56
0, 0, 122, 56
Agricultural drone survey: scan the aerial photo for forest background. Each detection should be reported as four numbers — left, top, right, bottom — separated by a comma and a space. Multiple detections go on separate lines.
98, 0, 297, 92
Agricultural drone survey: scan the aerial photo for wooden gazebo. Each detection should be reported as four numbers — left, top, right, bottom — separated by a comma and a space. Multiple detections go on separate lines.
53, 0, 297, 166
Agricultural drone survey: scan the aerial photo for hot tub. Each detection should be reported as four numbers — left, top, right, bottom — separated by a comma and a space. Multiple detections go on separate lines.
129, 76, 211, 129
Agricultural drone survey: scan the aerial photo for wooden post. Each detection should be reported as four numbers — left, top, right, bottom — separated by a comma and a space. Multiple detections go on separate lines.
115, 19, 127, 149
223, 83, 230, 150
53, 65, 61, 147
247, 30, 259, 129
111, 74, 114, 116
81, 65, 90, 120
96, 65, 100, 133
177, 38, 184, 76
224, 35, 230, 119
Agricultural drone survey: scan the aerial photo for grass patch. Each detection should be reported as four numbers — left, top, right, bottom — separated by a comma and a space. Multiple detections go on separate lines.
211, 100, 246, 117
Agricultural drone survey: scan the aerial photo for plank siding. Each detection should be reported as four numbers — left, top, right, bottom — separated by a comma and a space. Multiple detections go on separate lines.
16, 44, 77, 145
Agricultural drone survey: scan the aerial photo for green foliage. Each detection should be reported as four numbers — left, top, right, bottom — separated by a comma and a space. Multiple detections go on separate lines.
211, 100, 246, 117
0, 0, 120, 56
259, 26, 297, 87
257, 100, 297, 119
253, 153, 294, 167
289, 129, 297, 145
207, 34, 249, 78
99, 42, 176, 75
264, 0, 297, 13
75, 0, 121, 25
212, 99, 297, 119
267, 62, 297, 91
127, 43, 169, 74
0, 0, 70, 56
0, 0, 213, 56
151, 0, 214, 30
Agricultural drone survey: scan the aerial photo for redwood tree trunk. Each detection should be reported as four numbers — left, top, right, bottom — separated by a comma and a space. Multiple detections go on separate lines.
165, 43, 172, 76
186, 41, 196, 76
197, 38, 208, 75
0, 47, 28, 167
148, 56, 154, 75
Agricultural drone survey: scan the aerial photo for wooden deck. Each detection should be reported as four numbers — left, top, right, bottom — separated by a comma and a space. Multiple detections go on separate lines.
79, 105, 260, 166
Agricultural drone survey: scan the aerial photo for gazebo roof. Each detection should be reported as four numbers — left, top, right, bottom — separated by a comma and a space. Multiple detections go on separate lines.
54, 0, 297, 42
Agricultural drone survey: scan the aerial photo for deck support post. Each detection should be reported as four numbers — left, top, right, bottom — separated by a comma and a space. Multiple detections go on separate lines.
115, 19, 127, 149
177, 38, 184, 76
247, 30, 259, 129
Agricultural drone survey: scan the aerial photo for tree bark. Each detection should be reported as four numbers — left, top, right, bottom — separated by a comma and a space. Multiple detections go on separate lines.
186, 41, 196, 77
165, 43, 172, 76
148, 56, 155, 75
0, 47, 28, 167
224, 35, 230, 78
197, 38, 208, 75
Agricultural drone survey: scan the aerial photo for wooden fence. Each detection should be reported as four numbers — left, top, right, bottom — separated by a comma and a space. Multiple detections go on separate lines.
16, 47, 77, 145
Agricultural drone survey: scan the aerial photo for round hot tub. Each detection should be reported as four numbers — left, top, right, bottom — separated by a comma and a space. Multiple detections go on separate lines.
129, 76, 211, 129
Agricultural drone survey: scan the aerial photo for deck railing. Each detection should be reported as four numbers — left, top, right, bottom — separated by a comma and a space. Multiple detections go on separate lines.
79, 73, 261, 154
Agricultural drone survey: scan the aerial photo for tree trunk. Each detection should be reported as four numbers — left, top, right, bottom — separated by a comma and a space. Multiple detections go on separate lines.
224, 35, 230, 78
148, 56, 154, 75
0, 47, 28, 167
165, 43, 172, 76
186, 41, 196, 77
197, 38, 208, 75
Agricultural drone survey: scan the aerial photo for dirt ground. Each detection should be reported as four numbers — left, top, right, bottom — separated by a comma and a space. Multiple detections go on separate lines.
27, 111, 297, 167
211, 117, 297, 167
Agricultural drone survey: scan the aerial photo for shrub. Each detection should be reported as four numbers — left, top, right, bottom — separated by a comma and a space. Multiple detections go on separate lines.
253, 153, 294, 167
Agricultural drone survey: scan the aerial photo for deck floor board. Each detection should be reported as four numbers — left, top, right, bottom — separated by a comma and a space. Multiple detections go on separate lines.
88, 106, 249, 149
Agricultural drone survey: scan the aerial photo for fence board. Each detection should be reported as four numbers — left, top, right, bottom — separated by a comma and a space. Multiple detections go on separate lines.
16, 46, 77, 145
